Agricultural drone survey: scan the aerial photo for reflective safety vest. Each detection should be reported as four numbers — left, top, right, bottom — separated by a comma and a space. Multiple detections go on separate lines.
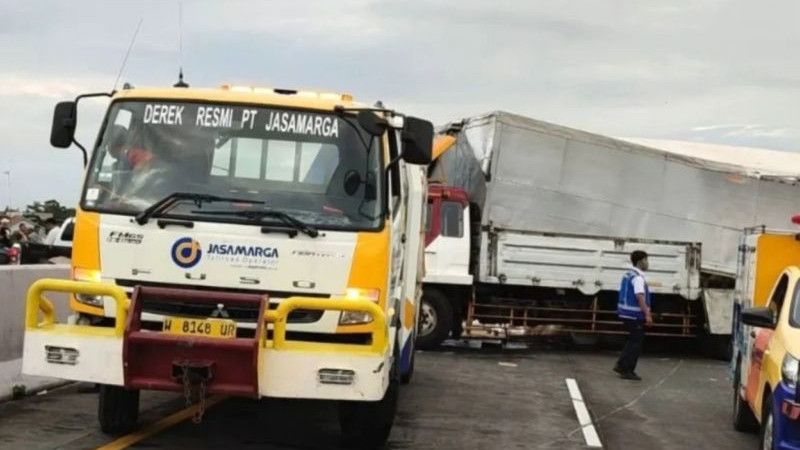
617, 270, 651, 321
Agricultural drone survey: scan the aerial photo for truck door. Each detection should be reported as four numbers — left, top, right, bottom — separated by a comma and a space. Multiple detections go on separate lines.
388, 131, 407, 338
745, 273, 786, 407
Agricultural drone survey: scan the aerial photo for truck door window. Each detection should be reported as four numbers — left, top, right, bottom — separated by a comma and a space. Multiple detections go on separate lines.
769, 274, 789, 317
388, 130, 401, 215
441, 201, 464, 238
425, 202, 433, 233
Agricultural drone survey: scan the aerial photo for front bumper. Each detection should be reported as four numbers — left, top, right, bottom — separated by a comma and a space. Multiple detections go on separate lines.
774, 382, 800, 450
22, 279, 390, 402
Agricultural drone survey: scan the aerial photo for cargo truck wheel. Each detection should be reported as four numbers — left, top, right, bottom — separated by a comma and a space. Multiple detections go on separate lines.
416, 289, 452, 350
98, 385, 140, 435
732, 361, 758, 432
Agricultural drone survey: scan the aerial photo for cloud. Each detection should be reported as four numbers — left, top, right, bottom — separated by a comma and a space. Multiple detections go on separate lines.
690, 124, 798, 139
0, 74, 113, 99
1, 0, 799, 209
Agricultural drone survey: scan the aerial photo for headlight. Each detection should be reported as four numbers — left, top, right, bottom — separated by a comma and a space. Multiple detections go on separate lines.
782, 354, 799, 388
72, 267, 101, 282
338, 288, 380, 325
72, 268, 105, 307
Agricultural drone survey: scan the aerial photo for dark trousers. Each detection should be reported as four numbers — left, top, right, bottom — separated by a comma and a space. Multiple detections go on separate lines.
616, 319, 644, 373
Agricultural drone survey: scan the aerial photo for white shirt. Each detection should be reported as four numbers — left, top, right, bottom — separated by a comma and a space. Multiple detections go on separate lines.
43, 227, 61, 245
631, 266, 647, 295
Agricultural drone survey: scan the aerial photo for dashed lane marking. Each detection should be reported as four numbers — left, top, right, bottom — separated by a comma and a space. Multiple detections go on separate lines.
565, 378, 602, 448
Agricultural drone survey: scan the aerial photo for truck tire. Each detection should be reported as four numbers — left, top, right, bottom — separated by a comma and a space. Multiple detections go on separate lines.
732, 361, 758, 432
400, 335, 415, 384
98, 385, 140, 435
760, 393, 775, 450
703, 334, 733, 361
416, 289, 453, 350
339, 346, 400, 448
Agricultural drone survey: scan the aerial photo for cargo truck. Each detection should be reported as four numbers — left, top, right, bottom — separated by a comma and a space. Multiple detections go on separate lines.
418, 111, 800, 355
22, 83, 433, 447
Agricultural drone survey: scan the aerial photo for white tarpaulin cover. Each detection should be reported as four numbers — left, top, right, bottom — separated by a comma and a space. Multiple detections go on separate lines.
432, 112, 800, 276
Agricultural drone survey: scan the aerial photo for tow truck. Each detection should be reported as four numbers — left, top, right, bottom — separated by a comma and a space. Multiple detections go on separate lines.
732, 221, 800, 449
22, 82, 433, 447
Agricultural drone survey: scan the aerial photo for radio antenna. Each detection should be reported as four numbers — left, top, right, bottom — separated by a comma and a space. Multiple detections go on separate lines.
173, 1, 189, 88
178, 1, 184, 70
112, 18, 143, 92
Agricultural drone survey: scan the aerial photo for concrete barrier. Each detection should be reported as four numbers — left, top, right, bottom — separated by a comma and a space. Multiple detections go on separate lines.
0, 264, 71, 400
0, 264, 70, 362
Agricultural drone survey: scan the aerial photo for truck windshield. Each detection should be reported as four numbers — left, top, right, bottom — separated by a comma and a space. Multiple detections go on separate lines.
82, 100, 383, 231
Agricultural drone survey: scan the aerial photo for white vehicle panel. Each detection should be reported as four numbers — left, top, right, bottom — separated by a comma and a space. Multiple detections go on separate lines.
22, 330, 124, 386
480, 229, 701, 298
98, 215, 356, 296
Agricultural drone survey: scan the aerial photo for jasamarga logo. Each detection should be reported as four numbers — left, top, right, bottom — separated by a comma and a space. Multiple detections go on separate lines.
208, 244, 279, 258
206, 243, 280, 269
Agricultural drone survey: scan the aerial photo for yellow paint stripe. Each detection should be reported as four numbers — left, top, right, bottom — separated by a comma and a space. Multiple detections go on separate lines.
95, 396, 226, 450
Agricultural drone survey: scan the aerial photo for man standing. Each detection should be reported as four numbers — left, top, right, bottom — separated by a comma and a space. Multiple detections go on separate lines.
614, 250, 652, 381
0, 217, 11, 248
11, 223, 30, 244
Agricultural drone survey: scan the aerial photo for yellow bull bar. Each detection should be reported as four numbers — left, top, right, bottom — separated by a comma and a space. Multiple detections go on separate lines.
25, 279, 129, 336
264, 297, 388, 355
26, 279, 388, 355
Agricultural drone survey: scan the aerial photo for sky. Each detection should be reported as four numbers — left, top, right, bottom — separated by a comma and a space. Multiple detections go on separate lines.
0, 0, 798, 209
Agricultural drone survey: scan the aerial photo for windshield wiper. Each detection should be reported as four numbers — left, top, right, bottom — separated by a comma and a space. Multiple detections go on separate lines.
191, 209, 320, 238
135, 192, 264, 225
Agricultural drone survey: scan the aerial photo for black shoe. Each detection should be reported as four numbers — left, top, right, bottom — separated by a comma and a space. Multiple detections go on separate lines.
620, 372, 642, 381
613, 365, 624, 374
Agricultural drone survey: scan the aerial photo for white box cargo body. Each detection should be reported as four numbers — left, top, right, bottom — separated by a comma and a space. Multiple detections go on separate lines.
435, 112, 800, 279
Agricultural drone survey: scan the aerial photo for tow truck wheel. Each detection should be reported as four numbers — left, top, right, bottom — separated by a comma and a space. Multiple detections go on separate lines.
98, 385, 140, 435
400, 346, 415, 384
416, 289, 453, 350
732, 361, 758, 432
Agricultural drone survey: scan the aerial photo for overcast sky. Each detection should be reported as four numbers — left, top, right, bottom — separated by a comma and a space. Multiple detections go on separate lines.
0, 0, 798, 209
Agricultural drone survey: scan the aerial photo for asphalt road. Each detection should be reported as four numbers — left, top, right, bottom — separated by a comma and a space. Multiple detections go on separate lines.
0, 343, 759, 450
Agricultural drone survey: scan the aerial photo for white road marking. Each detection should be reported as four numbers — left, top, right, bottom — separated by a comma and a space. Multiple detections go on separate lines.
498, 362, 518, 367
565, 378, 603, 448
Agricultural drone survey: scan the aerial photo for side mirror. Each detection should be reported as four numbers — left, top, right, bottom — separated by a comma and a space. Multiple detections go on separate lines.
343, 170, 362, 196
357, 111, 388, 136
51, 101, 77, 148
401, 116, 433, 165
741, 307, 776, 329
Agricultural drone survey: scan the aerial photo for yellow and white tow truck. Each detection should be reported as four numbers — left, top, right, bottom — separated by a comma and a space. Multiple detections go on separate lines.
22, 83, 433, 447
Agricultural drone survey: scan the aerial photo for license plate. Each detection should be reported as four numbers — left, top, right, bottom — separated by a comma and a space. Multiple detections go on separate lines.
162, 316, 237, 339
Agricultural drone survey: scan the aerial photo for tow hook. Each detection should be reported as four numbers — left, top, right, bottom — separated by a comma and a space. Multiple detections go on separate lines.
172, 361, 214, 424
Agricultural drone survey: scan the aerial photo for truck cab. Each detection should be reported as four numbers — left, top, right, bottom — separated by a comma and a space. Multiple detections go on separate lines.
419, 183, 472, 348
24, 84, 433, 447
733, 228, 800, 449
